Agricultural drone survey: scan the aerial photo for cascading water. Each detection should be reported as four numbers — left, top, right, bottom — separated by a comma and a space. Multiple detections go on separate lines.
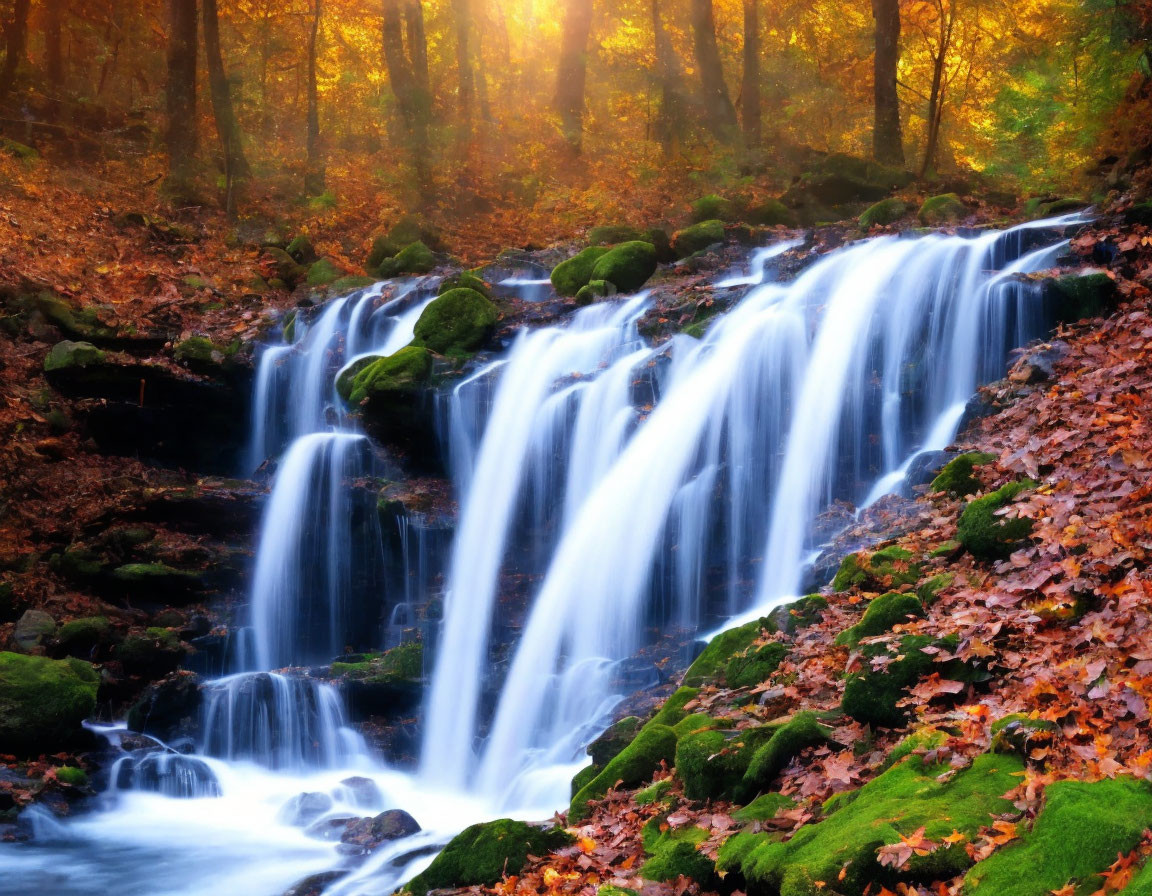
0, 215, 1088, 896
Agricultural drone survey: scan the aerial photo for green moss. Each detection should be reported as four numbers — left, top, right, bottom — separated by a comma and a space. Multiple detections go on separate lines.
676, 729, 752, 801
54, 765, 89, 787
684, 618, 772, 687
989, 713, 1057, 756
368, 216, 442, 272
597, 887, 637, 896
720, 753, 1024, 896
672, 713, 727, 738
835, 592, 924, 647
589, 225, 643, 245
1024, 197, 1087, 220
690, 195, 736, 223
115, 628, 183, 669
930, 539, 961, 558
551, 247, 611, 297
412, 287, 499, 356
286, 234, 317, 264
957, 479, 1037, 560
339, 346, 433, 405
859, 198, 909, 229
1049, 273, 1119, 322
671, 220, 725, 258
570, 724, 679, 821
965, 777, 1152, 896
733, 792, 796, 823
740, 713, 832, 798
1, 137, 38, 162
745, 200, 793, 226
841, 635, 938, 728
332, 642, 423, 684
52, 546, 104, 581
635, 778, 674, 806
44, 340, 107, 372
330, 276, 377, 293
931, 452, 997, 497
589, 716, 643, 767
34, 292, 118, 342
438, 270, 491, 299
1124, 861, 1152, 895
405, 819, 573, 896
832, 546, 921, 592
56, 616, 112, 654
306, 258, 344, 286
650, 687, 700, 728
879, 727, 949, 773
917, 573, 955, 606
641, 837, 717, 884
111, 563, 198, 586
918, 194, 967, 225
769, 594, 829, 634
384, 240, 437, 276
575, 279, 615, 306
726, 641, 788, 688
0, 652, 99, 755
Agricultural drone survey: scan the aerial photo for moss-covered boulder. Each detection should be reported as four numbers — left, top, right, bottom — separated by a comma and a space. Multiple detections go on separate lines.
690, 195, 736, 224
835, 592, 925, 647
405, 819, 572, 896
378, 241, 438, 277
306, 258, 345, 287
174, 336, 239, 377
438, 270, 492, 300
957, 479, 1037, 560
635, 777, 674, 806
725, 641, 788, 689
368, 216, 444, 273
988, 713, 1057, 756
412, 287, 499, 356
641, 824, 717, 885
262, 248, 308, 288
575, 279, 616, 306
964, 777, 1152, 896
916, 573, 954, 607
719, 753, 1024, 896
841, 635, 939, 728
570, 724, 679, 821
55, 616, 114, 658
1046, 272, 1119, 323
859, 198, 909, 229
590, 241, 658, 293
111, 562, 202, 595
918, 193, 967, 225
745, 199, 794, 227
54, 765, 89, 788
44, 340, 107, 372
589, 225, 643, 246
34, 292, 119, 342
768, 593, 829, 634
733, 792, 796, 823
1023, 197, 1087, 220
930, 452, 996, 497
286, 234, 318, 265
832, 545, 922, 592
115, 627, 185, 676
13, 609, 56, 653
740, 712, 832, 799
587, 716, 643, 767
338, 346, 433, 405
676, 726, 768, 801
671, 220, 725, 258
684, 617, 772, 687
0, 652, 99, 755
551, 247, 611, 297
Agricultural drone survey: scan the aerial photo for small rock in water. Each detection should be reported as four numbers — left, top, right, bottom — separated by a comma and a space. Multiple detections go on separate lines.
279, 791, 334, 826
338, 809, 421, 855
304, 816, 358, 841
337, 776, 383, 808
281, 870, 348, 896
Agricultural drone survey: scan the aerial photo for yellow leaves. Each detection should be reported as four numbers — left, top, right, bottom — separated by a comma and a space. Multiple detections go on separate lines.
577, 836, 596, 854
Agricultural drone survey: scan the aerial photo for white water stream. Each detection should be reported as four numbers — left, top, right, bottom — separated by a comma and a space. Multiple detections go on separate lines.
0, 215, 1085, 895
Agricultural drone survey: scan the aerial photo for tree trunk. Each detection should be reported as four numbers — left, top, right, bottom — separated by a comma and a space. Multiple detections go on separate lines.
0, 0, 31, 103
404, 0, 430, 97
165, 0, 198, 186
689, 0, 737, 140
918, 0, 952, 178
382, 0, 431, 192
553, 0, 593, 153
740, 0, 760, 147
871, 0, 904, 165
474, 2, 492, 121
305, 0, 324, 195
452, 0, 474, 125
45, 0, 64, 87
203, 0, 251, 192
651, 0, 686, 155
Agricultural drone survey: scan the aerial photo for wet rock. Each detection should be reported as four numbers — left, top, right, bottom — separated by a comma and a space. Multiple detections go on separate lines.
304, 815, 358, 841
338, 808, 421, 854
337, 776, 383, 808
281, 871, 348, 896
114, 628, 186, 677
53, 616, 116, 660
902, 450, 956, 494
126, 671, 202, 741
114, 753, 221, 798
280, 791, 334, 826
12, 609, 56, 653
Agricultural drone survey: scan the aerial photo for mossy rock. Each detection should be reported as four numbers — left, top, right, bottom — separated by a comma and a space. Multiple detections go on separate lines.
1023, 197, 1087, 220
930, 539, 961, 558
330, 641, 423, 685
1047, 273, 1119, 323
0, 652, 99, 755
368, 216, 444, 272
590, 241, 658, 293
676, 727, 761, 801
575, 279, 616, 306
988, 713, 1058, 756
650, 686, 700, 728
719, 753, 1024, 896
405, 819, 573, 896
571, 763, 599, 798
115, 627, 185, 675
111, 563, 200, 591
725, 641, 788, 689
438, 270, 491, 300
841, 635, 939, 728
338, 346, 433, 405
835, 592, 924, 648
1, 137, 38, 162
570, 724, 678, 821
769, 594, 829, 634
597, 887, 638, 896
306, 258, 345, 287
589, 225, 643, 245
13, 609, 56, 652
641, 834, 717, 885
931, 452, 996, 497
55, 616, 113, 657
684, 617, 772, 687
330, 276, 377, 294
916, 573, 954, 606
550, 247, 611, 297
957, 479, 1037, 560
733, 792, 796, 823
832, 545, 922, 592
286, 234, 318, 265
918, 193, 967, 225
263, 248, 307, 288
859, 198, 909, 229
690, 195, 736, 224
412, 288, 499, 356
745, 199, 793, 227
379, 240, 437, 277
964, 777, 1152, 896
54, 765, 89, 787
671, 220, 725, 258
740, 712, 832, 799
44, 340, 107, 372
635, 777, 674, 806
51, 546, 106, 582
588, 715, 643, 767
878, 727, 949, 774
34, 293, 118, 342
